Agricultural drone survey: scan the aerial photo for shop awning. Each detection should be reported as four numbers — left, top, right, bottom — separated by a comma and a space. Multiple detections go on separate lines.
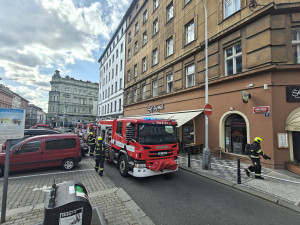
286, 108, 300, 131
150, 110, 203, 127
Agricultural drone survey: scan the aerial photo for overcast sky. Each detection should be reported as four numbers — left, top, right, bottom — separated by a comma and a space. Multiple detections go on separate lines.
0, 0, 130, 112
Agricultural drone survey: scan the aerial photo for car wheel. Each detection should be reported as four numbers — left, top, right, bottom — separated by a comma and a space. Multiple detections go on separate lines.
0, 165, 4, 177
118, 155, 129, 177
62, 159, 75, 170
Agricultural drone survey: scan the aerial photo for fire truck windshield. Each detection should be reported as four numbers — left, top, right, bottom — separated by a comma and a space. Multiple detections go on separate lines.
137, 124, 177, 145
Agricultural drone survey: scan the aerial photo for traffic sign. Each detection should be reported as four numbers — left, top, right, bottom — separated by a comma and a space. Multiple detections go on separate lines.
204, 104, 212, 116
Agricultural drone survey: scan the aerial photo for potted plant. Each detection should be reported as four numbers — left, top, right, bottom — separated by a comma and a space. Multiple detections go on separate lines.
285, 160, 300, 176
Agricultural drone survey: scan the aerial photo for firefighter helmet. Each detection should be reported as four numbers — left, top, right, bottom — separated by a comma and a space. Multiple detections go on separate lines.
254, 137, 262, 143
98, 136, 102, 141
90, 132, 93, 135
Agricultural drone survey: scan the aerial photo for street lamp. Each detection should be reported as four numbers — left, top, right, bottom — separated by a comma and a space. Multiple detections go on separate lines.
202, 0, 211, 170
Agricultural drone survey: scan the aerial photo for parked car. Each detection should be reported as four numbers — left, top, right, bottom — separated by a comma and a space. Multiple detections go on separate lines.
33, 124, 50, 129
0, 134, 82, 176
2, 129, 61, 151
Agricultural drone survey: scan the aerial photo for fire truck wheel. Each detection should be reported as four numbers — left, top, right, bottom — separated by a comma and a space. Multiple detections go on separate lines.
119, 155, 129, 177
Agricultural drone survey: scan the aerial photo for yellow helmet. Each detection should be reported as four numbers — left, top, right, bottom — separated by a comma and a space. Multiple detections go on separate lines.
254, 137, 262, 143
98, 136, 102, 141
90, 132, 93, 135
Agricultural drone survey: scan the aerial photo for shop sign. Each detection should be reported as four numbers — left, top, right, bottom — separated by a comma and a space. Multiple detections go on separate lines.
147, 103, 164, 114
253, 106, 270, 114
286, 86, 300, 102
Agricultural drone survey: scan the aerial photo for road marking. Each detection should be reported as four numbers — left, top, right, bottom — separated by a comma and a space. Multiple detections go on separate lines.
0, 169, 94, 181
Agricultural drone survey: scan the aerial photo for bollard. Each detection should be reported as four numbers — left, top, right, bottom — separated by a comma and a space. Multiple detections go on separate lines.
237, 159, 241, 184
188, 147, 191, 167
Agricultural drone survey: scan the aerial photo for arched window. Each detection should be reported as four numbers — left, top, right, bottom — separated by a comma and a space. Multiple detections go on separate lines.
225, 114, 247, 154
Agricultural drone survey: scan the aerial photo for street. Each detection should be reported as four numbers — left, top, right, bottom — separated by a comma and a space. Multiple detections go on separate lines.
104, 161, 300, 225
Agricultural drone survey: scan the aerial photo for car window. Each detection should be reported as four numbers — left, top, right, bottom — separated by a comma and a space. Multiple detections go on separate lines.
45, 138, 76, 151
18, 140, 42, 154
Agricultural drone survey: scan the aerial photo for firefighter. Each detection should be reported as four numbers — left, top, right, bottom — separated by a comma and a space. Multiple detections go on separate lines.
95, 136, 105, 176
245, 137, 271, 179
88, 132, 96, 157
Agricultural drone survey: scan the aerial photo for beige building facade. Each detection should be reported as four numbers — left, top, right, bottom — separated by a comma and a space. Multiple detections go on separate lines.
123, 0, 300, 169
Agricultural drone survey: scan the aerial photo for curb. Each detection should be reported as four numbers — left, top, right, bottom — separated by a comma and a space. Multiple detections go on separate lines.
179, 165, 300, 214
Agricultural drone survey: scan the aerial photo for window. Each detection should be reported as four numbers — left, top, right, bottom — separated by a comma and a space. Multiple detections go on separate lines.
153, 48, 158, 65
143, 10, 148, 24
186, 64, 195, 88
143, 31, 148, 45
134, 64, 138, 77
224, 0, 240, 18
115, 81, 118, 92
142, 85, 146, 100
225, 43, 242, 76
128, 49, 131, 60
167, 74, 173, 93
114, 101, 117, 112
120, 59, 123, 70
135, 22, 139, 34
127, 92, 130, 104
166, 2, 174, 22
117, 122, 123, 136
116, 49, 118, 58
134, 89, 137, 102
119, 99, 122, 111
45, 138, 76, 150
185, 0, 191, 5
153, 0, 159, 11
185, 20, 195, 44
142, 57, 147, 72
121, 43, 123, 52
19, 140, 41, 153
152, 80, 158, 97
127, 70, 131, 82
120, 78, 123, 90
153, 18, 159, 35
166, 36, 174, 57
292, 30, 300, 64
134, 41, 139, 53
128, 31, 132, 42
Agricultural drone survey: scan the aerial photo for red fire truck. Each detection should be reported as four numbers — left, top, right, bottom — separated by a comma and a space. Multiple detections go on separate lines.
97, 117, 179, 177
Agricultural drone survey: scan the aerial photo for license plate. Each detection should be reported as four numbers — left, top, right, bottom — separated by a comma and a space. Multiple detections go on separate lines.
157, 151, 168, 156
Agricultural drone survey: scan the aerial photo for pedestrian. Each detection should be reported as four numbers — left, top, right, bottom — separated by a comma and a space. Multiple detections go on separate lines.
245, 137, 271, 179
95, 136, 105, 176
88, 132, 96, 157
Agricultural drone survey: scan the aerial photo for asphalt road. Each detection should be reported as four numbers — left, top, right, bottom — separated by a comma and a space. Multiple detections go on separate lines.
104, 161, 300, 225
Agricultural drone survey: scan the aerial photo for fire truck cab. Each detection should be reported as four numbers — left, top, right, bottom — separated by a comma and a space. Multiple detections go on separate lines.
98, 117, 179, 178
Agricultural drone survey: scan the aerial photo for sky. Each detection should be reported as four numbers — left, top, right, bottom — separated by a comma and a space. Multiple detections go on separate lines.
0, 0, 131, 112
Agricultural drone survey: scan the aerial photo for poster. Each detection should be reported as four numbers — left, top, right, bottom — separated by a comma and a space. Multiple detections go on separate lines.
59, 208, 83, 225
0, 108, 25, 139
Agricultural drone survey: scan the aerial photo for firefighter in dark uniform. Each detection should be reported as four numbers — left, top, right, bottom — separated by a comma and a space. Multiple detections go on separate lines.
95, 136, 105, 176
88, 132, 96, 157
245, 137, 271, 179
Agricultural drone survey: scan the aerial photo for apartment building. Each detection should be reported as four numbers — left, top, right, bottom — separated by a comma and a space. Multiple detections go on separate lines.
48, 70, 99, 127
123, 0, 300, 169
97, 12, 131, 120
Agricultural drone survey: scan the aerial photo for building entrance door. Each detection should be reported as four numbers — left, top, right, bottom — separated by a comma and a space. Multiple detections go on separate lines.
225, 114, 247, 155
292, 132, 300, 162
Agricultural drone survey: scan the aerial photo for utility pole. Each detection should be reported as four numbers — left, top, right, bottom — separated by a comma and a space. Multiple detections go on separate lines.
202, 0, 211, 170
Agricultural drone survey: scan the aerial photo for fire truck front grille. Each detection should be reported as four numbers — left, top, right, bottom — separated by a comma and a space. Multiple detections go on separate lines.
148, 150, 173, 158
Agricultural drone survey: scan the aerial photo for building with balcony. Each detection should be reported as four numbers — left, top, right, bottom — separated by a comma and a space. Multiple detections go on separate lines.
48, 70, 99, 127
122, 0, 300, 169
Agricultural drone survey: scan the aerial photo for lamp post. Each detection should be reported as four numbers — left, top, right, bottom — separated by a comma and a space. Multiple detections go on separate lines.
202, 0, 211, 170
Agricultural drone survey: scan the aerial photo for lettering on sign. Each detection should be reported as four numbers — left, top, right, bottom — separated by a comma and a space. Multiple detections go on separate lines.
253, 106, 270, 114
147, 103, 164, 114
286, 86, 300, 102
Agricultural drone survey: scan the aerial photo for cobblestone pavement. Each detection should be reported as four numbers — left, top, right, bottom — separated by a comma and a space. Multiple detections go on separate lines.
178, 152, 300, 212
0, 157, 154, 225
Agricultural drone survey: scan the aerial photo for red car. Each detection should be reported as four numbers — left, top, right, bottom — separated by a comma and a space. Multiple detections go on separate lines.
0, 134, 81, 176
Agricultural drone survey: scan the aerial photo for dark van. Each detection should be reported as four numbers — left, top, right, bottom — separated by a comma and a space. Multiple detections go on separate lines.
0, 134, 81, 176
2, 129, 61, 151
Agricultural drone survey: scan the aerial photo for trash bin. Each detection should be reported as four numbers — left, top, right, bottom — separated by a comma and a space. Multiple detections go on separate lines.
44, 180, 92, 225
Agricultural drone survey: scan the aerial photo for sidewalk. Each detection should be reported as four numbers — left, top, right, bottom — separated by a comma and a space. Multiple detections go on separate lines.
177, 152, 300, 213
